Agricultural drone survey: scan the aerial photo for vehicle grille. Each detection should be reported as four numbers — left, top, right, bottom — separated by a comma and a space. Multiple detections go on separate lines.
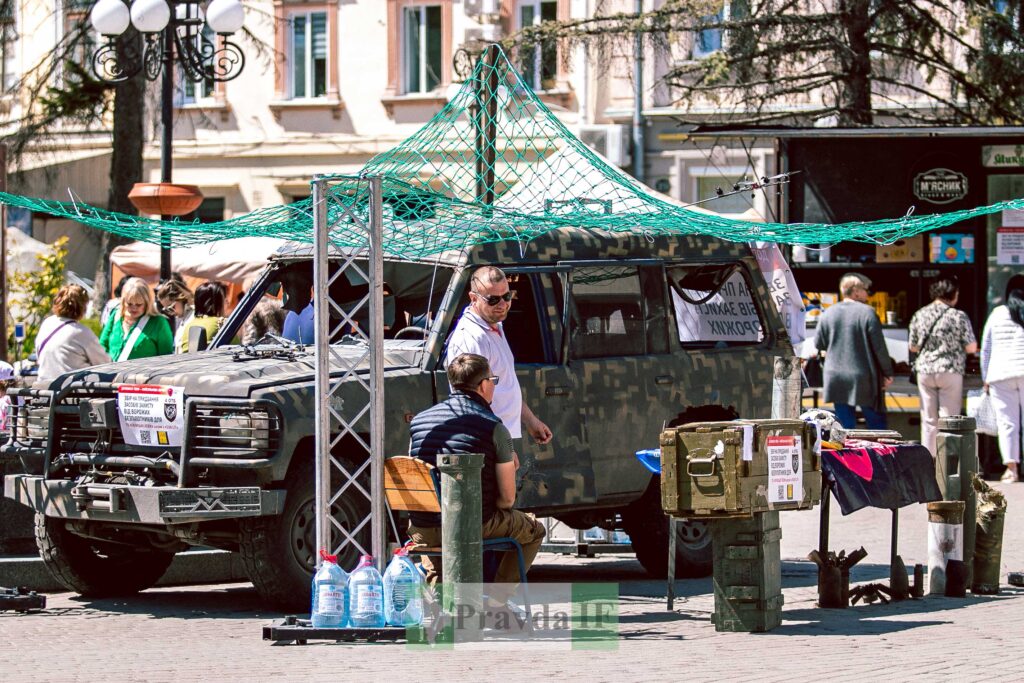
50, 388, 281, 460
189, 405, 282, 459
8, 394, 50, 447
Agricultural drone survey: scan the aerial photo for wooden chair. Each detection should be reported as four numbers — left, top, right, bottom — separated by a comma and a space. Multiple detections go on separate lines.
383, 455, 530, 590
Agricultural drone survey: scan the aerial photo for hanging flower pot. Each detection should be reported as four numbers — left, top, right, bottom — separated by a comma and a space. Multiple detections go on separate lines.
128, 182, 204, 217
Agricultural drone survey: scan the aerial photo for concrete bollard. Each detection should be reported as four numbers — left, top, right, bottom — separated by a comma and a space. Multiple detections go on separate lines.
935, 416, 977, 589
438, 453, 484, 624
927, 500, 965, 596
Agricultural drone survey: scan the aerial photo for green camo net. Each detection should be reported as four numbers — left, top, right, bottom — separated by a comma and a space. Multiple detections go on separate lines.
1, 47, 1021, 259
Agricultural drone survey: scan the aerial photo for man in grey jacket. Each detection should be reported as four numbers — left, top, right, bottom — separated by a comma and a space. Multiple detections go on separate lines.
814, 273, 894, 429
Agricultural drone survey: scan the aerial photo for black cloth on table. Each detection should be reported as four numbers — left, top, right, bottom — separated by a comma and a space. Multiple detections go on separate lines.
821, 443, 941, 515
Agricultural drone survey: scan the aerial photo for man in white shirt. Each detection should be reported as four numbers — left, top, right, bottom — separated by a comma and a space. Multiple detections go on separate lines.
446, 266, 552, 449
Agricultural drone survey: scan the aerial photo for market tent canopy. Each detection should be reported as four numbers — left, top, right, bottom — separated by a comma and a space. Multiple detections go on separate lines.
0, 47, 1020, 258
110, 236, 288, 286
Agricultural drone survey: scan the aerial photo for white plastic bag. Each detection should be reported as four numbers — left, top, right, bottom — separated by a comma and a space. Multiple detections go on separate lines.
967, 389, 999, 437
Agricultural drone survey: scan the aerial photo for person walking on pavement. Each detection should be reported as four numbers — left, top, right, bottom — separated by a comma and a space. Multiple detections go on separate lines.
100, 278, 173, 361
981, 275, 1024, 483
35, 284, 111, 385
445, 266, 552, 455
814, 273, 895, 430
407, 353, 546, 601
908, 277, 978, 456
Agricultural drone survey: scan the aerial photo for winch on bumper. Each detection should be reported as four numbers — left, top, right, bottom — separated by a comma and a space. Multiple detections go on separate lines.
4, 475, 285, 524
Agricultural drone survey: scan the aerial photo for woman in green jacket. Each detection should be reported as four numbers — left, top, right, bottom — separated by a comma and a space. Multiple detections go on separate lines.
100, 277, 174, 360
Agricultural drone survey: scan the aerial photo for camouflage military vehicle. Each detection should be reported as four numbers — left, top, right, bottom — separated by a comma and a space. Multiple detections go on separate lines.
3, 230, 791, 609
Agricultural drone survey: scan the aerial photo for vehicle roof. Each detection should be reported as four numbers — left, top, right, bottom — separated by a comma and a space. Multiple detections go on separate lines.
269, 228, 751, 268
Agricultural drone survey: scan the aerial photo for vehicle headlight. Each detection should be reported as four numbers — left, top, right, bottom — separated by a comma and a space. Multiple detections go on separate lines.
217, 411, 271, 450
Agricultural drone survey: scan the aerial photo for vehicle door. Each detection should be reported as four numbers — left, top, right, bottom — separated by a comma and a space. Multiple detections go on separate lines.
503, 267, 593, 512
663, 260, 778, 419
434, 266, 593, 513
564, 262, 672, 501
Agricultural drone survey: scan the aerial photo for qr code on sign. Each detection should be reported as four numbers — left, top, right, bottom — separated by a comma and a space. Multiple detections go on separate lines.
777, 485, 785, 499
139, 430, 151, 445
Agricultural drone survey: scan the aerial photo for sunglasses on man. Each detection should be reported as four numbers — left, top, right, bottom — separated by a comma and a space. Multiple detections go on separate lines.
473, 290, 516, 306
482, 375, 500, 386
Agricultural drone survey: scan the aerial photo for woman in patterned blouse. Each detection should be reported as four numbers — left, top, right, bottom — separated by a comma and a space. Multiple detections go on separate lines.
908, 278, 977, 457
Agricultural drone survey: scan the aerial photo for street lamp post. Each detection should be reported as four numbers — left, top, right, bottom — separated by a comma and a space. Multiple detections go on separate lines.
89, 0, 246, 281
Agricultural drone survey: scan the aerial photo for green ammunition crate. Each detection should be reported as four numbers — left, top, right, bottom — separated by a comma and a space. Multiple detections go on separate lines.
660, 419, 821, 518
710, 512, 783, 633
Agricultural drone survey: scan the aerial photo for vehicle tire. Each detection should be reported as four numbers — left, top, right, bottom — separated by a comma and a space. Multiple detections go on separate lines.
239, 459, 370, 611
622, 403, 738, 580
34, 514, 176, 596
621, 482, 713, 579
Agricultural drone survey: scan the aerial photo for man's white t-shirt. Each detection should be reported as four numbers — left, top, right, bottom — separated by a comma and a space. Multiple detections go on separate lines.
445, 306, 522, 438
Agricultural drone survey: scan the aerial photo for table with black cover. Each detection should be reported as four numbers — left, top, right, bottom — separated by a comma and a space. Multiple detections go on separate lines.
818, 442, 942, 567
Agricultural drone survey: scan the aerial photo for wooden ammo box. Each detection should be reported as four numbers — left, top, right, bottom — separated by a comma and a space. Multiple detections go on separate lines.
659, 419, 821, 518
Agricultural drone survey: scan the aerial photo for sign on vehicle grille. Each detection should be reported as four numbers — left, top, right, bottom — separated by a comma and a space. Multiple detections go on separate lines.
117, 384, 185, 447
159, 488, 262, 517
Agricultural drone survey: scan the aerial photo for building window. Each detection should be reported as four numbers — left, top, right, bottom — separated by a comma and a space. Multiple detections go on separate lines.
0, 0, 16, 92
177, 26, 216, 104
694, 174, 754, 214
516, 0, 557, 90
60, 2, 97, 88
692, 2, 729, 59
183, 197, 225, 223
290, 11, 328, 99
402, 5, 442, 93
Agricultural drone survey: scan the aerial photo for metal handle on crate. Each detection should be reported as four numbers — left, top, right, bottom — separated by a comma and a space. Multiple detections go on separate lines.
686, 449, 717, 478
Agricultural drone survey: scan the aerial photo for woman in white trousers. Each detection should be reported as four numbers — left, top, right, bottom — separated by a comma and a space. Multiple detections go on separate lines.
908, 278, 977, 457
981, 276, 1024, 483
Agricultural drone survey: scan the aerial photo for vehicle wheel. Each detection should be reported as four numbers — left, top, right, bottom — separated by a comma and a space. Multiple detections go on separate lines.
34, 514, 176, 596
239, 459, 369, 611
621, 482, 713, 579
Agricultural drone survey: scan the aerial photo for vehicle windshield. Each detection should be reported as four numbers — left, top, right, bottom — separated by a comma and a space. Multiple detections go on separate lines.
216, 258, 454, 347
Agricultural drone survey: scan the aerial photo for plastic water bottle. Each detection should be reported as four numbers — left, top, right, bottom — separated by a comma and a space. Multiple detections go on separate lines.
347, 555, 386, 628
383, 545, 424, 626
310, 549, 348, 628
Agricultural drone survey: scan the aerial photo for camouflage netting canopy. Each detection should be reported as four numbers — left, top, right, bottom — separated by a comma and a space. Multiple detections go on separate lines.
2, 47, 1022, 260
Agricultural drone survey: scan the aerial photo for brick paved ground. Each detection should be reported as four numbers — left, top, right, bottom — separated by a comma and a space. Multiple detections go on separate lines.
1, 481, 1021, 682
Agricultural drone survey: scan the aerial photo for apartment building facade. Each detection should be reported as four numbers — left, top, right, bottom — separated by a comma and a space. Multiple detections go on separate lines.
0, 0, 777, 276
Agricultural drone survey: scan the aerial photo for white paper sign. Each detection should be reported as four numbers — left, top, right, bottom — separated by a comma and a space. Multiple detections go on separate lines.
673, 272, 764, 342
117, 384, 185, 447
1002, 210, 1024, 228
740, 424, 754, 462
767, 434, 803, 504
751, 242, 807, 348
997, 227, 1024, 265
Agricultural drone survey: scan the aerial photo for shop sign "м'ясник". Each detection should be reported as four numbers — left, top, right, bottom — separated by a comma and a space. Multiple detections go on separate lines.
913, 168, 968, 204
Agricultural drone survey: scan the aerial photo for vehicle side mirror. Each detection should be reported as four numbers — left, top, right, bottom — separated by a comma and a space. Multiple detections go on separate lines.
188, 326, 209, 353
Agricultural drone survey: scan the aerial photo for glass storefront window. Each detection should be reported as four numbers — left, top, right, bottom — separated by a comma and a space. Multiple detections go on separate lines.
986, 174, 1024, 312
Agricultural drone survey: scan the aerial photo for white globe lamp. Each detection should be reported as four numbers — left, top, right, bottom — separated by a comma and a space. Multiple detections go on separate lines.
206, 0, 245, 35
130, 0, 171, 34
90, 0, 131, 36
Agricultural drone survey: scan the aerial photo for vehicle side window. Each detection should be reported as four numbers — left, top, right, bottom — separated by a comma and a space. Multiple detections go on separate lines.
570, 265, 645, 358
640, 265, 670, 355
501, 271, 564, 364
667, 263, 765, 348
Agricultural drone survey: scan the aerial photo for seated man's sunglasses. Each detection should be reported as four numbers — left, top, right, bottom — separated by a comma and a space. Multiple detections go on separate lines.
473, 290, 516, 306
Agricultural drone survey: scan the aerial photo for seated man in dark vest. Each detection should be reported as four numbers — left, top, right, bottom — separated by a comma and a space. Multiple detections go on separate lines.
408, 352, 545, 595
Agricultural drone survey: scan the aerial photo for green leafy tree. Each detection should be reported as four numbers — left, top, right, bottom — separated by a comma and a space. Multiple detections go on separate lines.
503, 0, 1024, 126
6, 236, 69, 360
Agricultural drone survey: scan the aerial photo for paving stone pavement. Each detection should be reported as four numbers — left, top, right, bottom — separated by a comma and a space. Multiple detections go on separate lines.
1, 481, 1021, 682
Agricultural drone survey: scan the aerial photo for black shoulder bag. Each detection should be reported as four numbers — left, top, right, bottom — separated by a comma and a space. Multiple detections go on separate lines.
909, 307, 951, 385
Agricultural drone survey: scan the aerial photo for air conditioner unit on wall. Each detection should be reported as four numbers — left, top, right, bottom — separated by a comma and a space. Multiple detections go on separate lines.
578, 124, 631, 168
